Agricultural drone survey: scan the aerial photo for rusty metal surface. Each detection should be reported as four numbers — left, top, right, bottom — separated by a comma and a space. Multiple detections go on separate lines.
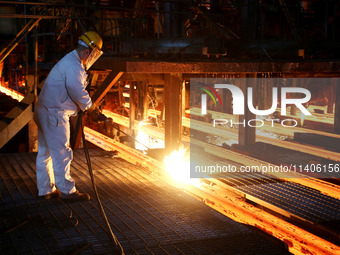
125, 60, 340, 73
0, 149, 290, 255
94, 57, 340, 75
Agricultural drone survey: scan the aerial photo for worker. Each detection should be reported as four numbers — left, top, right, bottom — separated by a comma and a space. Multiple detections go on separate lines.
34, 31, 103, 201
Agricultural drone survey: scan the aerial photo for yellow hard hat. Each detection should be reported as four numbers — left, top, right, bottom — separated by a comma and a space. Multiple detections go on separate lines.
79, 31, 103, 51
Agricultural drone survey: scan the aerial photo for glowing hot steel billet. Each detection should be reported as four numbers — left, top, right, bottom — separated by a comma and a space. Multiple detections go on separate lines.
0, 84, 24, 102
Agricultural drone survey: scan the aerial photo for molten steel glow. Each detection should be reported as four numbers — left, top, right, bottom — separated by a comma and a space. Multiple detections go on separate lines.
164, 146, 199, 186
0, 84, 24, 102
135, 121, 165, 152
136, 121, 149, 152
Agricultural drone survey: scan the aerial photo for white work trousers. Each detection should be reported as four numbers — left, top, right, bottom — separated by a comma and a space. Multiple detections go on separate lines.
35, 110, 76, 196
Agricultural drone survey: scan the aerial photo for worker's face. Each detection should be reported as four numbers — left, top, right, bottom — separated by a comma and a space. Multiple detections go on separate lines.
80, 49, 90, 66
84, 49, 90, 58
83, 48, 103, 71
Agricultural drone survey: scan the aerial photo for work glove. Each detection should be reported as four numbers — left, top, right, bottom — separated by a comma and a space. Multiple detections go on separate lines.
87, 104, 107, 123
87, 103, 97, 113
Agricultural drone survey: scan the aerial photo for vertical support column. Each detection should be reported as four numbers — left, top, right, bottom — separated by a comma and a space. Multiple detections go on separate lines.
142, 81, 149, 120
182, 80, 186, 116
334, 79, 340, 134
238, 74, 256, 146
328, 79, 336, 114
164, 73, 182, 154
129, 81, 136, 135
136, 81, 142, 120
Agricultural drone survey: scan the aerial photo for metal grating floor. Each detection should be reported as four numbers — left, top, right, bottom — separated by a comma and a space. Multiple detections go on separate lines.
0, 149, 291, 255
218, 172, 340, 224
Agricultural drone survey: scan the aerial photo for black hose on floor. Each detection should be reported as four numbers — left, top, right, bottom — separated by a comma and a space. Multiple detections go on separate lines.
79, 111, 125, 255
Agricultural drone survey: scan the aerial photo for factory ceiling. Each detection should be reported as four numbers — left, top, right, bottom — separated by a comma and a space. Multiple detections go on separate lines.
0, 0, 339, 64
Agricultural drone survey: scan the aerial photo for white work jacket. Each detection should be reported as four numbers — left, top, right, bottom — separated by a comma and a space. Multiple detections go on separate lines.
36, 50, 92, 117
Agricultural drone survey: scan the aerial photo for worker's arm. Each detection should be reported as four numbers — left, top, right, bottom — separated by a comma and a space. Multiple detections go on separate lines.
64, 64, 92, 111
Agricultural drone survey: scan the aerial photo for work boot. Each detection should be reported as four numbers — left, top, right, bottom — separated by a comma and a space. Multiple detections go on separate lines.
60, 190, 90, 201
40, 189, 61, 200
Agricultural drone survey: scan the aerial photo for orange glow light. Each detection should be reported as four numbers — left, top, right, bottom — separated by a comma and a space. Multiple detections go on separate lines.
0, 83, 24, 102
164, 146, 199, 187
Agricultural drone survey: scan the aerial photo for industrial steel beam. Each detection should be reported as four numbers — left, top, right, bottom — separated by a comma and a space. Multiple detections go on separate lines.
91, 70, 124, 105
93, 57, 340, 75
103, 110, 165, 141
164, 74, 182, 153
122, 60, 340, 74
0, 14, 64, 19
84, 127, 164, 178
120, 73, 165, 85
0, 97, 34, 149
0, 80, 44, 149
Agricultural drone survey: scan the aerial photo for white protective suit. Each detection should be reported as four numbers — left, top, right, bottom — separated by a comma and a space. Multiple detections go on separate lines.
34, 50, 92, 196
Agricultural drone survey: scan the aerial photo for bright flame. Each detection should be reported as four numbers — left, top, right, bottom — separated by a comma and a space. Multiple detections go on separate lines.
164, 146, 199, 186
124, 84, 136, 89
0, 84, 24, 102
135, 121, 165, 152
136, 121, 149, 152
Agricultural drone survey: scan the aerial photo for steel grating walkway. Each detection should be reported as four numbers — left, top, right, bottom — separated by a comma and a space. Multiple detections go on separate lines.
193, 152, 340, 245
218, 172, 340, 224
0, 149, 290, 255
